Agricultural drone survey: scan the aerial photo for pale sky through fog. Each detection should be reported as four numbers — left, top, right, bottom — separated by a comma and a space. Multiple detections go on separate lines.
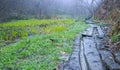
84, 0, 92, 4
87, 0, 92, 4
62, 0, 96, 5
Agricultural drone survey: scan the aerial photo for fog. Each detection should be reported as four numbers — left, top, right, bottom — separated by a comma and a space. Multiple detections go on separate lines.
0, 0, 104, 21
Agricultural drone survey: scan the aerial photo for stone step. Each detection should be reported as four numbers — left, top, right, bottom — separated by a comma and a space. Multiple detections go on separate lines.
85, 20, 94, 24
80, 40, 88, 70
82, 27, 94, 37
60, 35, 81, 70
97, 26, 105, 38
83, 37, 104, 70
95, 34, 120, 70
99, 50, 120, 70
113, 51, 120, 64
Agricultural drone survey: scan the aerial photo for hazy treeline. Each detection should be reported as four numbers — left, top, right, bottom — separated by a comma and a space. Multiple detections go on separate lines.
0, 0, 103, 22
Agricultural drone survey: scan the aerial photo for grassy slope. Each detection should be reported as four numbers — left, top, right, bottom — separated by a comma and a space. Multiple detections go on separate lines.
0, 19, 89, 70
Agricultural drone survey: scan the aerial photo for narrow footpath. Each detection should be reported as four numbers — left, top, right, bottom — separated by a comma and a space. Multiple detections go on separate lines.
60, 23, 120, 70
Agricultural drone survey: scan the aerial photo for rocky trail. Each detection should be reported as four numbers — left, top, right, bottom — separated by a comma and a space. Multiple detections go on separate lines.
60, 22, 120, 70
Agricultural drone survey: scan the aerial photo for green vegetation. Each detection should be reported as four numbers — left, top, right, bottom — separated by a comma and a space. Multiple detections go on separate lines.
94, 0, 120, 48
95, 22, 109, 27
0, 19, 89, 70
0, 19, 73, 47
110, 33, 120, 43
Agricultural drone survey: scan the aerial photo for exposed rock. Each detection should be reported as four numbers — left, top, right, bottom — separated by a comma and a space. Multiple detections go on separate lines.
83, 37, 104, 70
60, 23, 120, 70
97, 26, 105, 39
80, 41, 88, 70
60, 35, 81, 70
113, 51, 120, 64
100, 50, 120, 70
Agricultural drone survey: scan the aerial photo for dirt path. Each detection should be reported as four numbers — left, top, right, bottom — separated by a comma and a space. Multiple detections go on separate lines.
60, 24, 120, 70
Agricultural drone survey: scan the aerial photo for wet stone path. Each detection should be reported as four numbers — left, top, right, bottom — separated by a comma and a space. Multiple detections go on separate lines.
60, 24, 120, 70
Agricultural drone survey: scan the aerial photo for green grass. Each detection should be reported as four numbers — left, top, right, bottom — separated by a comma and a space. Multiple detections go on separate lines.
0, 19, 74, 47
0, 19, 89, 70
92, 19, 110, 26
110, 33, 120, 43
0, 19, 73, 27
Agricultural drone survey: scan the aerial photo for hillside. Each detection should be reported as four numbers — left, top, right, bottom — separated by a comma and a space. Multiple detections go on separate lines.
94, 0, 120, 49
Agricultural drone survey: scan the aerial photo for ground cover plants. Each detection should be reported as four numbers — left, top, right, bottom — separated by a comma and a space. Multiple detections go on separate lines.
0, 19, 73, 47
0, 18, 89, 70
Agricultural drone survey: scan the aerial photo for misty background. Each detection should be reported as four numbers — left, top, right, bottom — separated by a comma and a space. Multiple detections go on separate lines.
0, 0, 104, 22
